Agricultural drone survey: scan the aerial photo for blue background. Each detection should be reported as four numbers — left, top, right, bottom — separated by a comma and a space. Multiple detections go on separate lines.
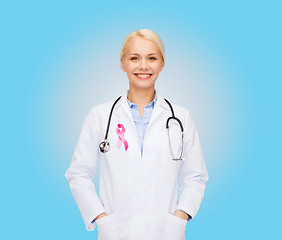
1, 0, 281, 239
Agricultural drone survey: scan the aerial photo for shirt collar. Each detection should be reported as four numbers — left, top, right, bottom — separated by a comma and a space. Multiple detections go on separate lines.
126, 89, 157, 108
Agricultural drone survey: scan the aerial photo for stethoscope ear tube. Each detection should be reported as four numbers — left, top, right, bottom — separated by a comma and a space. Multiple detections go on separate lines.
164, 99, 184, 160
166, 116, 184, 161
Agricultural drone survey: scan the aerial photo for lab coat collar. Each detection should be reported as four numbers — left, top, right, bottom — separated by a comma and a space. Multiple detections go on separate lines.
116, 89, 170, 111
116, 89, 170, 128
126, 89, 157, 109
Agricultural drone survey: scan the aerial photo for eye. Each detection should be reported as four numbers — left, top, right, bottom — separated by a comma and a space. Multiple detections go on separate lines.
130, 57, 138, 61
148, 56, 157, 61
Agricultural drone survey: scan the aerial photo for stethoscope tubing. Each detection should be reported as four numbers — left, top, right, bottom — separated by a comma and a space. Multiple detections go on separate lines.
100, 95, 184, 160
104, 96, 122, 140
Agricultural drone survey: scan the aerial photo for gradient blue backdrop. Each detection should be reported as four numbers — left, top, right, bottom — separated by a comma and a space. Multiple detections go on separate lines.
1, 0, 281, 239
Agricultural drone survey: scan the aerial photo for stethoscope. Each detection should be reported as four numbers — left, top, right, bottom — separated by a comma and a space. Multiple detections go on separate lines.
99, 96, 184, 161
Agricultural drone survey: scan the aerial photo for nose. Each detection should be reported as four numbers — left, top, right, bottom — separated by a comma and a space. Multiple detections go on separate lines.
139, 58, 148, 70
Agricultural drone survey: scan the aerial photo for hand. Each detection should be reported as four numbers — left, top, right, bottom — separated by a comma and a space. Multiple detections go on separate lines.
173, 210, 189, 221
94, 212, 108, 221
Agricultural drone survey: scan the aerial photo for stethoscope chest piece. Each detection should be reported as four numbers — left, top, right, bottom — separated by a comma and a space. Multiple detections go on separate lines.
99, 140, 110, 153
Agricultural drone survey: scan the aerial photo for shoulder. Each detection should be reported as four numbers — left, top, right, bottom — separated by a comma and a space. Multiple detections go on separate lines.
78, 100, 115, 127
170, 102, 190, 113
164, 99, 191, 120
88, 96, 122, 115
164, 101, 199, 136
91, 100, 115, 113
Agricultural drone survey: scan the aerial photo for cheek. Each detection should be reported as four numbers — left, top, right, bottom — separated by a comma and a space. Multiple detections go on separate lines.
152, 63, 163, 73
124, 63, 136, 73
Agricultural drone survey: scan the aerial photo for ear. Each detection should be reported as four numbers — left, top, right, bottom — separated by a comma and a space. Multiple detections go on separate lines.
120, 58, 126, 72
160, 60, 165, 72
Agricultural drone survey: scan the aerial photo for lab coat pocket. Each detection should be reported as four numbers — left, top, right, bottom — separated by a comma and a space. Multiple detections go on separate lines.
96, 213, 119, 240
163, 213, 187, 240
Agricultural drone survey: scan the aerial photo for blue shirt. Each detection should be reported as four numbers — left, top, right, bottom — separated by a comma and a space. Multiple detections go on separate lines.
126, 90, 157, 156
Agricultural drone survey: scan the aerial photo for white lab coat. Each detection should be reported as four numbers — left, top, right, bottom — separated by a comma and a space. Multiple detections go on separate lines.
65, 90, 208, 240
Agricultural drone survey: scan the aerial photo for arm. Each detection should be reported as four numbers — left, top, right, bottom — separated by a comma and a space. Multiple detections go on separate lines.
176, 110, 209, 220
65, 108, 106, 231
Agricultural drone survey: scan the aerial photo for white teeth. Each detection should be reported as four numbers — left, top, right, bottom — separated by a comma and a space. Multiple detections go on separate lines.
136, 74, 151, 77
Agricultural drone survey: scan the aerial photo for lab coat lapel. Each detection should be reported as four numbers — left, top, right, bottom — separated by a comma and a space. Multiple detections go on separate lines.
116, 89, 170, 131
118, 91, 135, 124
147, 90, 170, 129
117, 91, 140, 151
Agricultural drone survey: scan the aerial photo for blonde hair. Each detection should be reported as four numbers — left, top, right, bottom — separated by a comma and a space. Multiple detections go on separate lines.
120, 29, 165, 62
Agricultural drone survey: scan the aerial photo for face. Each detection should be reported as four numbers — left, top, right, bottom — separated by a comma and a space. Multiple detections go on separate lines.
120, 37, 164, 91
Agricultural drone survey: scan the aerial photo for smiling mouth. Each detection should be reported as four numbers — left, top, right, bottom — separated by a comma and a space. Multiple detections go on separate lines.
134, 73, 153, 79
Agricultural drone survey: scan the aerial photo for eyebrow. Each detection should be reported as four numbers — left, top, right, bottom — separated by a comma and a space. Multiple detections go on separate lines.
128, 53, 159, 56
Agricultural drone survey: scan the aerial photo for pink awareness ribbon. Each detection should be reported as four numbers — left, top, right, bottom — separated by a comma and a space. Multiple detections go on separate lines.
116, 124, 129, 151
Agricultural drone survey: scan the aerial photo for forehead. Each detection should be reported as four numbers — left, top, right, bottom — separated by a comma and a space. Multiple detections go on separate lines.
126, 37, 161, 55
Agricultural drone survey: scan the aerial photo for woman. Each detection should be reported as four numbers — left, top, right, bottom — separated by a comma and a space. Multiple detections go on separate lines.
65, 29, 208, 240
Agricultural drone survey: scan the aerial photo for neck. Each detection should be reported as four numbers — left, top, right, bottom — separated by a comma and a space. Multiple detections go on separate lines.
128, 86, 155, 108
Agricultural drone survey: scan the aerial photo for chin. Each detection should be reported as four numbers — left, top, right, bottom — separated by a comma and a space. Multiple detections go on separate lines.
129, 77, 157, 90
130, 81, 156, 90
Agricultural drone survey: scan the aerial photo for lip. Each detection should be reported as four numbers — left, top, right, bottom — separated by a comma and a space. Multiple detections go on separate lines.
134, 73, 153, 80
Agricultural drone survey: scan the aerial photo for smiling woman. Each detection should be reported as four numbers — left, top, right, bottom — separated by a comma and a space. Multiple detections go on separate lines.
65, 29, 208, 240
120, 36, 164, 116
